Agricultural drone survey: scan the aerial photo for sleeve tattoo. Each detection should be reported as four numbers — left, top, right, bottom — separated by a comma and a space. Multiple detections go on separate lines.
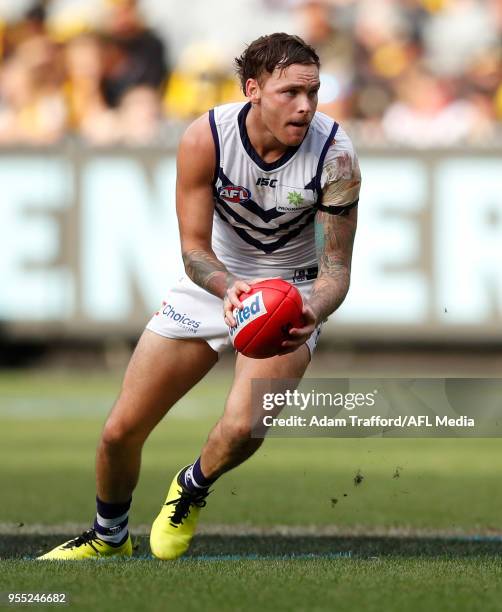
182, 249, 236, 298
309, 209, 357, 322
309, 151, 360, 322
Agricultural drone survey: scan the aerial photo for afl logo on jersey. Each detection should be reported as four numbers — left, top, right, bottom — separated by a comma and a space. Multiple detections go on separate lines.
218, 185, 251, 204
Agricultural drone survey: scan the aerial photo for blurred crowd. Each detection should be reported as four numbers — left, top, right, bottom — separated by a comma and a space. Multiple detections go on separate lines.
298, 0, 502, 146
0, 0, 500, 147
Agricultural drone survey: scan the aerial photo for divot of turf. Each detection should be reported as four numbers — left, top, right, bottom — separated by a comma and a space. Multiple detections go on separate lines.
354, 469, 364, 485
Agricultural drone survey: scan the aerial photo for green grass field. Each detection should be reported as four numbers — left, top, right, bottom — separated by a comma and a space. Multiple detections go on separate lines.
1, 368, 502, 611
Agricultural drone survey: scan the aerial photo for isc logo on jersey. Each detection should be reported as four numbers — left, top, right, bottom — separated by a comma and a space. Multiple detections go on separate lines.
218, 185, 251, 204
229, 292, 267, 340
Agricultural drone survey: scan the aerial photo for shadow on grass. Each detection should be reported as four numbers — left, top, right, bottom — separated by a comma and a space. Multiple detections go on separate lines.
3, 534, 502, 560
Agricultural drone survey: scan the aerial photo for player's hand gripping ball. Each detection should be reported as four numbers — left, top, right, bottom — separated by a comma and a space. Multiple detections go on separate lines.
229, 279, 305, 358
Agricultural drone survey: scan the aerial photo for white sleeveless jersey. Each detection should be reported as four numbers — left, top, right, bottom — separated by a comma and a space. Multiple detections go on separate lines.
209, 102, 359, 281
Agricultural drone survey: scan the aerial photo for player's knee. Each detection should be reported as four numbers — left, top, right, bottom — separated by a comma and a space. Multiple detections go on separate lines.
100, 418, 143, 449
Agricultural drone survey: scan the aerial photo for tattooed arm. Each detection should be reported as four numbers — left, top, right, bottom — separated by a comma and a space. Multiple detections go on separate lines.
308, 206, 357, 322
181, 249, 236, 299
308, 141, 360, 322
176, 114, 249, 324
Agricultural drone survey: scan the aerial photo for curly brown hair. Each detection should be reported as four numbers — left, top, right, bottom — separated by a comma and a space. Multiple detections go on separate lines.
234, 33, 320, 94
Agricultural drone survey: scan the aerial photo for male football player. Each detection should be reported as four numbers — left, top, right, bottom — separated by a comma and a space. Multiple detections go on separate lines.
39, 32, 360, 560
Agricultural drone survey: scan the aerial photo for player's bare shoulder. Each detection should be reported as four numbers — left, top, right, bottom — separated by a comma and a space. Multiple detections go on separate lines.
320, 125, 361, 211
176, 113, 218, 239
177, 113, 215, 184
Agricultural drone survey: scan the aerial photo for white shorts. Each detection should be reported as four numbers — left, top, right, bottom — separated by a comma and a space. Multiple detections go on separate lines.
146, 275, 323, 357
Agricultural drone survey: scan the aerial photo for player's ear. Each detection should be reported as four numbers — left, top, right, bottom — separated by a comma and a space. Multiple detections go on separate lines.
246, 78, 260, 102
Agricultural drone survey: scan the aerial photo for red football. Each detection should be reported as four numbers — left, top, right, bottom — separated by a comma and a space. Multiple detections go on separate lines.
229, 279, 304, 359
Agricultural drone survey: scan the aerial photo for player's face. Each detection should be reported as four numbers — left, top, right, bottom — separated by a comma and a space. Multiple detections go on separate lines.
251, 63, 320, 147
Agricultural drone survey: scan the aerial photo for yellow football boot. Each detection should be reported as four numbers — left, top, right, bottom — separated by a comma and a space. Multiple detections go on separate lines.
37, 528, 132, 560
150, 468, 209, 560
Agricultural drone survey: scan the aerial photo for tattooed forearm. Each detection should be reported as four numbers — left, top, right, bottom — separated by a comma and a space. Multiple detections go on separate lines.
182, 249, 236, 298
309, 208, 357, 322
